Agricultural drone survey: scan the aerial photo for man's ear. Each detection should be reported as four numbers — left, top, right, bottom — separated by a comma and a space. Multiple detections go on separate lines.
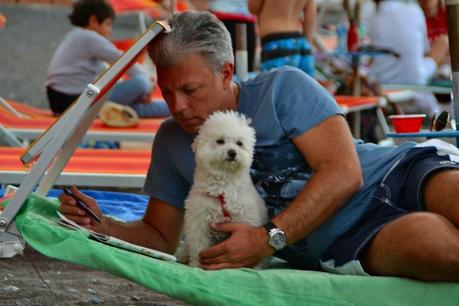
220, 62, 234, 88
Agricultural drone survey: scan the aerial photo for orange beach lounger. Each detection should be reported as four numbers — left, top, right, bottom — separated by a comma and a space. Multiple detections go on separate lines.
0, 147, 151, 188
0, 106, 164, 143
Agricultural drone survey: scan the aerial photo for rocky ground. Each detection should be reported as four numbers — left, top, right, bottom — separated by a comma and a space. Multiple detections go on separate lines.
1, 247, 188, 306
0, 3, 188, 305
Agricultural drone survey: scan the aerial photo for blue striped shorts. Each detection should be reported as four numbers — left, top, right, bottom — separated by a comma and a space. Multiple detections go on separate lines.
320, 139, 459, 275
260, 31, 314, 77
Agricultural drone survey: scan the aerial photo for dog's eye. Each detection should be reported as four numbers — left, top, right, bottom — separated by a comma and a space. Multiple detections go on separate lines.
216, 138, 225, 145
236, 141, 243, 147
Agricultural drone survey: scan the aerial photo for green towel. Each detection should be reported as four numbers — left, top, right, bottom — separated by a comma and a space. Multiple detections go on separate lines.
10, 194, 459, 306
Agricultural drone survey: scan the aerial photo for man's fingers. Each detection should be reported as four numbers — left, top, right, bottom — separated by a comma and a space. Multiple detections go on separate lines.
58, 192, 76, 206
211, 222, 239, 232
199, 242, 228, 259
199, 253, 228, 265
70, 186, 90, 202
59, 201, 86, 216
69, 186, 99, 212
59, 197, 90, 225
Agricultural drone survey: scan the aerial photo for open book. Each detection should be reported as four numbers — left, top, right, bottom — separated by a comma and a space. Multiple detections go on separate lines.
56, 211, 177, 262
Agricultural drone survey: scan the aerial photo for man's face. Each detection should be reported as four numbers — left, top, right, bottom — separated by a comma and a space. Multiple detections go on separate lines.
157, 53, 234, 134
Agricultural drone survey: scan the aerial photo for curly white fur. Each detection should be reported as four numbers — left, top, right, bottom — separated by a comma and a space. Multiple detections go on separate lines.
183, 110, 268, 267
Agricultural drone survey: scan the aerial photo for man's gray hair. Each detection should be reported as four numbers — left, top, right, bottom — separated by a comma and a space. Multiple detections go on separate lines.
148, 11, 234, 73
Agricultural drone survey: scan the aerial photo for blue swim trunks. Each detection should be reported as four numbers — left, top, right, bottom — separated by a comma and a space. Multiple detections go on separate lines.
260, 32, 314, 77
319, 140, 459, 275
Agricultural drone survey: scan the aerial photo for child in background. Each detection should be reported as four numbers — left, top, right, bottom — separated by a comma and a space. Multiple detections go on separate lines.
46, 0, 170, 118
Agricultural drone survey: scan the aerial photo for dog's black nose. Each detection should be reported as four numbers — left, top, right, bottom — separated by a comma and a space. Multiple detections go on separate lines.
227, 149, 237, 160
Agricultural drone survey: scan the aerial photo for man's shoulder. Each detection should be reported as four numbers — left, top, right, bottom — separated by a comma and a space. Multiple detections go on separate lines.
158, 117, 184, 135
246, 67, 313, 87
156, 118, 194, 148
261, 66, 309, 78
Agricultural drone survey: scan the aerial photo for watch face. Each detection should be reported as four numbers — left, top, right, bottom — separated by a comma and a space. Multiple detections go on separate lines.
270, 230, 286, 249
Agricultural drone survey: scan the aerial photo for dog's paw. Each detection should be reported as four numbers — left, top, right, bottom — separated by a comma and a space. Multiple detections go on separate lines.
188, 257, 200, 267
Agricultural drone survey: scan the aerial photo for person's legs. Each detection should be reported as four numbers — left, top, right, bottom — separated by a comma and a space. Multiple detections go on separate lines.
109, 75, 152, 106
362, 169, 459, 281
109, 75, 170, 117
423, 169, 459, 226
46, 86, 79, 115
361, 211, 459, 281
131, 101, 170, 118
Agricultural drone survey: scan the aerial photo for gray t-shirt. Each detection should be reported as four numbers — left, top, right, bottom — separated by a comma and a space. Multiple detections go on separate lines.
46, 27, 147, 95
143, 67, 416, 266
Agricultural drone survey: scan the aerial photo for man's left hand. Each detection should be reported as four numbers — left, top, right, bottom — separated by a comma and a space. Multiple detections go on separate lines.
199, 223, 274, 270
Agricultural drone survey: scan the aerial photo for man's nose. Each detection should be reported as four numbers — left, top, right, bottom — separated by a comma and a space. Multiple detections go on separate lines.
168, 93, 188, 112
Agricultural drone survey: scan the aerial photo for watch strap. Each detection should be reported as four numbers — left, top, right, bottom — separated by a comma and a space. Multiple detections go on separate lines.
263, 221, 277, 233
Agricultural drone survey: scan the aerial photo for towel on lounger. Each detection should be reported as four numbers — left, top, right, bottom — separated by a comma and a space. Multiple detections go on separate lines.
7, 193, 459, 306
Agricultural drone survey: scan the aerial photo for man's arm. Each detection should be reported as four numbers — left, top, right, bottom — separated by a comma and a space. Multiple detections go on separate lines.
248, 0, 265, 15
59, 188, 184, 254
271, 115, 362, 244
200, 115, 363, 269
107, 198, 184, 254
302, 0, 316, 43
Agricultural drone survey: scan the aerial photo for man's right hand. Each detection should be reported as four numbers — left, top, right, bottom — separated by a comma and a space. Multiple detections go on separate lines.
58, 186, 109, 233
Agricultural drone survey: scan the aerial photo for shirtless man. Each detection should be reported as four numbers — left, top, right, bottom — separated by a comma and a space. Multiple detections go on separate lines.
248, 0, 316, 76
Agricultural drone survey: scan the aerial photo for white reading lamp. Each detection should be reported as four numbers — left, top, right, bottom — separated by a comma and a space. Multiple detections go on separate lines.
0, 20, 171, 248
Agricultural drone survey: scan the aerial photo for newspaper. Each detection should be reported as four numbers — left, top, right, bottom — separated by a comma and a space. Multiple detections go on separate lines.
56, 211, 177, 262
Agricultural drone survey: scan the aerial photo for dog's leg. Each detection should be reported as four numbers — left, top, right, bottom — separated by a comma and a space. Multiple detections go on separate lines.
175, 238, 190, 264
184, 218, 213, 267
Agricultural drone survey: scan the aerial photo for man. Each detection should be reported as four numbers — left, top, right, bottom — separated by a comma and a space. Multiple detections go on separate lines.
248, 0, 316, 76
60, 11, 459, 281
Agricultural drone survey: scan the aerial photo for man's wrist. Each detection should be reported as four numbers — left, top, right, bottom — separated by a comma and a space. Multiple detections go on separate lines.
263, 221, 287, 251
102, 215, 112, 236
257, 226, 275, 256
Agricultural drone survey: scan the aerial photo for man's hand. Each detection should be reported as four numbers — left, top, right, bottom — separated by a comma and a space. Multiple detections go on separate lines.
199, 223, 274, 270
58, 186, 109, 233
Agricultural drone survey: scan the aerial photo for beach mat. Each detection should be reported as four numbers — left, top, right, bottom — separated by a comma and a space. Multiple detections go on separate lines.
8, 193, 459, 306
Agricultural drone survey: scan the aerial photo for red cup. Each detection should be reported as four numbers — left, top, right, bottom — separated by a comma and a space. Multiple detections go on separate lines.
389, 114, 426, 133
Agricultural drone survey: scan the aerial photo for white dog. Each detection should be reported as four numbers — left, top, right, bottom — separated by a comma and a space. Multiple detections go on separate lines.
182, 110, 268, 267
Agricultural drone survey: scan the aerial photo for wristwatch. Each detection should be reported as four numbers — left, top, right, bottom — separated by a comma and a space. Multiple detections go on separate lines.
263, 221, 287, 251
